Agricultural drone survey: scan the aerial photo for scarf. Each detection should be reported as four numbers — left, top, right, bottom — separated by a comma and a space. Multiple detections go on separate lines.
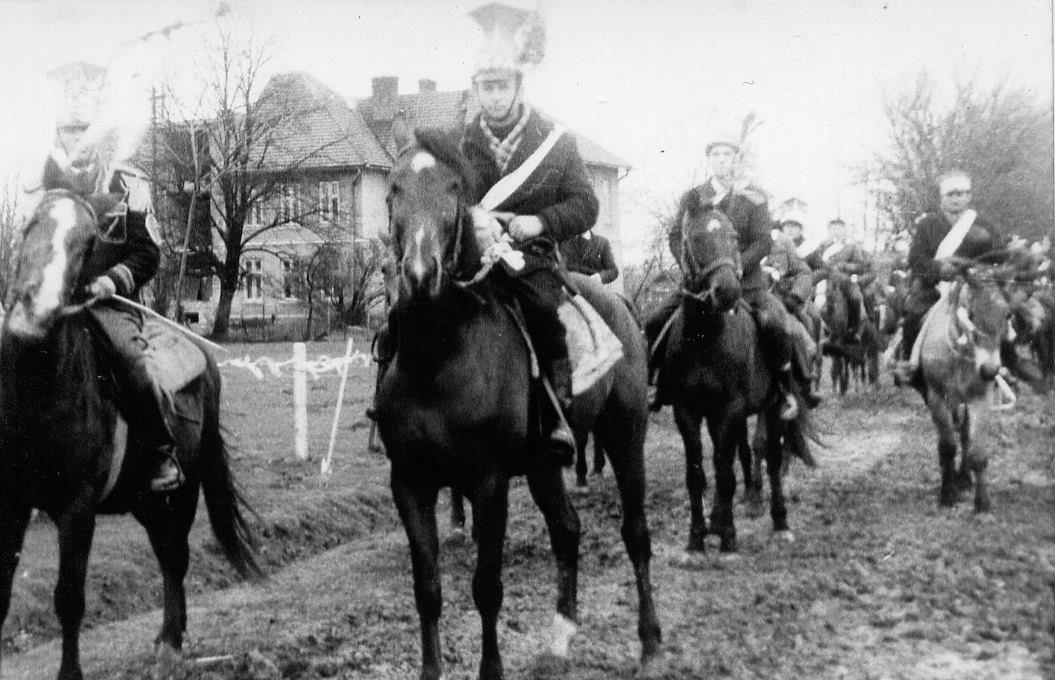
480, 104, 533, 175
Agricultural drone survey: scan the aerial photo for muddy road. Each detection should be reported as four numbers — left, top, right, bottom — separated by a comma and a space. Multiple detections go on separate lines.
4, 385, 1053, 680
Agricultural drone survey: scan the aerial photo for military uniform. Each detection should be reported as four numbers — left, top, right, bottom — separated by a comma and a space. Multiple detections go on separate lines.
561, 232, 618, 284
901, 210, 1005, 358
463, 108, 599, 400
646, 179, 820, 412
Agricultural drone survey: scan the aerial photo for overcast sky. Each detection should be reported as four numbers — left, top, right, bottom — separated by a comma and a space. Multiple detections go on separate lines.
1, 0, 1051, 249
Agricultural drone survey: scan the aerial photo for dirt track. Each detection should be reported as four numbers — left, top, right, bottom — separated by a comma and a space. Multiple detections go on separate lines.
4, 384, 1054, 680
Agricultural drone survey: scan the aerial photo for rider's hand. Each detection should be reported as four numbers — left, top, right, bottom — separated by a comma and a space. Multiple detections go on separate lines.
508, 215, 544, 241
938, 260, 960, 280
87, 276, 117, 300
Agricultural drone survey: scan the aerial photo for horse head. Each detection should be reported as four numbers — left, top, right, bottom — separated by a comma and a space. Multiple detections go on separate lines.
387, 122, 480, 304
954, 267, 1013, 382
4, 190, 97, 340
680, 206, 742, 313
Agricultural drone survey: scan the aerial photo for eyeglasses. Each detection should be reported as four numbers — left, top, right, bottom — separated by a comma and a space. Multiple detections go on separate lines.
943, 189, 972, 197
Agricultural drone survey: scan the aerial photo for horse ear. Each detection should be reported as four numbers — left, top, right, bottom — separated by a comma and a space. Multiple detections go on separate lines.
42, 152, 71, 191
391, 115, 414, 154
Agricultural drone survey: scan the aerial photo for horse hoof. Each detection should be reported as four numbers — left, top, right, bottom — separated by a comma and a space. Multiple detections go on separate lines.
773, 530, 795, 544
674, 550, 708, 569
549, 613, 578, 658
745, 501, 765, 519
636, 648, 668, 679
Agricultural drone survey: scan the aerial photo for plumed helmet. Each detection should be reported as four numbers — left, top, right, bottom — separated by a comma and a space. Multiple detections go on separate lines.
704, 130, 741, 155
470, 2, 546, 81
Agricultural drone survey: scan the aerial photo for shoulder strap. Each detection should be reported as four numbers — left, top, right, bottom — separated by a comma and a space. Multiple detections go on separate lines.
480, 125, 565, 211
935, 209, 977, 259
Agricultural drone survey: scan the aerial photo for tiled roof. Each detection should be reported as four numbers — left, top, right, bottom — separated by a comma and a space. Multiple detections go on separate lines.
252, 72, 391, 170
358, 87, 629, 169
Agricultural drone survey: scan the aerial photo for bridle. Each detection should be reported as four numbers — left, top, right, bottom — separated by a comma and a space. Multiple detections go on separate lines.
679, 220, 741, 308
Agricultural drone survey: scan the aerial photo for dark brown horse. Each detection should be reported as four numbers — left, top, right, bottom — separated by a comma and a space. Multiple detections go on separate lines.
0, 190, 260, 680
660, 208, 816, 555
374, 127, 661, 680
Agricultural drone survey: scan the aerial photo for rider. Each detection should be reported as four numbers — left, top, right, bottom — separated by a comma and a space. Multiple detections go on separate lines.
892, 170, 1007, 385
644, 132, 822, 417
561, 228, 619, 284
368, 3, 597, 468
58, 146, 183, 493
765, 218, 820, 369
805, 218, 876, 332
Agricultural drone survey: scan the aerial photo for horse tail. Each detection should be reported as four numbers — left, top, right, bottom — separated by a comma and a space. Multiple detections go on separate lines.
199, 360, 264, 580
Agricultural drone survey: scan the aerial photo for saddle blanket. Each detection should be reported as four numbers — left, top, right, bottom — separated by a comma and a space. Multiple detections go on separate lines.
557, 295, 624, 396
142, 318, 208, 392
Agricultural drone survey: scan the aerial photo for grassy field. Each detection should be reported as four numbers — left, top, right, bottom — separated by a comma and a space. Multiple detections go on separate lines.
3, 346, 1054, 680
2, 334, 402, 657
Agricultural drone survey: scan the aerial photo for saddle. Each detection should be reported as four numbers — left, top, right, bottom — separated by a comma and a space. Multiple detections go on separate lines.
141, 318, 210, 394
504, 291, 624, 396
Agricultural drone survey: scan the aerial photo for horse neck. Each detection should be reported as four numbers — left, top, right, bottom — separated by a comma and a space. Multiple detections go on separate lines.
395, 286, 479, 368
0, 315, 105, 432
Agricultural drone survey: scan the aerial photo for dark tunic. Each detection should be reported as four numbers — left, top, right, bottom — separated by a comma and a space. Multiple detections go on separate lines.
561, 233, 618, 283
462, 109, 599, 363
668, 181, 772, 294
908, 211, 1003, 288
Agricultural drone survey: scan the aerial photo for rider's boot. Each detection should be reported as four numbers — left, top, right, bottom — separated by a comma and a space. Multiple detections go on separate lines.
365, 322, 396, 421
141, 383, 183, 493
543, 357, 576, 467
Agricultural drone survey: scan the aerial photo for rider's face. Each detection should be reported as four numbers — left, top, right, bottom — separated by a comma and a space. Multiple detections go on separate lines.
707, 145, 737, 181
940, 185, 972, 215
474, 75, 519, 121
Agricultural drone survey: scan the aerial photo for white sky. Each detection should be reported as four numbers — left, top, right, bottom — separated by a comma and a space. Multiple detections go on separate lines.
1, 0, 1051, 250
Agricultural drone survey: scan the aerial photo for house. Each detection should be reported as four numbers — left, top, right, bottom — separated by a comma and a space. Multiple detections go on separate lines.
46, 62, 631, 334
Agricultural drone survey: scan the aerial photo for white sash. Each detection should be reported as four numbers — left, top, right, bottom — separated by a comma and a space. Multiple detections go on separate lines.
935, 209, 977, 259
480, 125, 565, 211
821, 242, 845, 262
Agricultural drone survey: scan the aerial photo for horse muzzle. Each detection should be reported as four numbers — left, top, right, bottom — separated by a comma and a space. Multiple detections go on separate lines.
3, 300, 48, 340
400, 253, 443, 301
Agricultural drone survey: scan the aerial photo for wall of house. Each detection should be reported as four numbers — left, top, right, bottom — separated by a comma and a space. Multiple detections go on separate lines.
586, 165, 624, 292
358, 170, 390, 239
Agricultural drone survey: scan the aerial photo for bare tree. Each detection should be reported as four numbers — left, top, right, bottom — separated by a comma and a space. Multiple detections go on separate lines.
0, 179, 23, 305
153, 26, 353, 338
866, 70, 1054, 241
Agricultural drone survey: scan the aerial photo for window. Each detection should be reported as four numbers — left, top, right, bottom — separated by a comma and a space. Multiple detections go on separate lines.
250, 200, 263, 225
280, 183, 300, 222
242, 258, 263, 300
319, 180, 340, 223
282, 257, 296, 299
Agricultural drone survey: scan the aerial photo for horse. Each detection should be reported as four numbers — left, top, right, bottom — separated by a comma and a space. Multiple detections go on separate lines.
914, 258, 1016, 512
374, 126, 661, 680
0, 189, 261, 680
660, 207, 817, 555
821, 271, 871, 393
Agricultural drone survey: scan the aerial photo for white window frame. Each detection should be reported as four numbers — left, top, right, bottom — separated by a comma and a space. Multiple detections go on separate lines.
280, 183, 299, 222
281, 257, 296, 299
318, 180, 340, 223
242, 258, 263, 300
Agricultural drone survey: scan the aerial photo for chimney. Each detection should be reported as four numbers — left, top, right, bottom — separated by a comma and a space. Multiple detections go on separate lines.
370, 76, 399, 122
418, 78, 437, 94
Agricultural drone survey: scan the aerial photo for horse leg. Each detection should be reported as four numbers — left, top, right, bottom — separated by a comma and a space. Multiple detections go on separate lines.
592, 435, 606, 477
764, 413, 791, 538
574, 431, 590, 489
525, 467, 580, 658
927, 396, 960, 507
706, 417, 738, 553
53, 493, 97, 680
594, 417, 663, 666
672, 404, 707, 552
0, 501, 31, 676
391, 472, 443, 680
449, 487, 468, 541
745, 418, 765, 517
961, 406, 992, 513
470, 472, 510, 680
135, 485, 199, 653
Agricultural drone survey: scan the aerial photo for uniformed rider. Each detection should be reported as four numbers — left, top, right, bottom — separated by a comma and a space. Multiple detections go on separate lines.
892, 170, 1007, 384
644, 133, 821, 417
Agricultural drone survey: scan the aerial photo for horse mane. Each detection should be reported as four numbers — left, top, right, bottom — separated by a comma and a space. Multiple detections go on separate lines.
413, 127, 478, 201
52, 314, 110, 450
